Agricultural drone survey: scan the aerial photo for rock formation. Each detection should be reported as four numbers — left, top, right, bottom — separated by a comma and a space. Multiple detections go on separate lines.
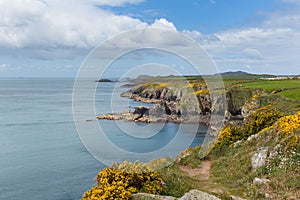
130, 189, 221, 200
97, 83, 258, 126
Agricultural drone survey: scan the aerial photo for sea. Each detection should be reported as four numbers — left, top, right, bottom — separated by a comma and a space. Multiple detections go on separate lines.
0, 78, 208, 200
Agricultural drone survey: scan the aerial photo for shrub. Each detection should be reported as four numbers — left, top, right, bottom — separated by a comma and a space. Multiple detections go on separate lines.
157, 83, 167, 88
215, 109, 284, 148
81, 161, 163, 200
275, 111, 300, 136
193, 89, 209, 96
243, 108, 284, 137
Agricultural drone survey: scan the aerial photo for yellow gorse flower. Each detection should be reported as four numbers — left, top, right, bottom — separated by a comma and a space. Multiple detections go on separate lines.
81, 161, 164, 200
193, 89, 209, 95
275, 111, 300, 136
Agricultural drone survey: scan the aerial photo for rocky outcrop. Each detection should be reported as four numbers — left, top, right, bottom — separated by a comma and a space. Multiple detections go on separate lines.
121, 85, 211, 115
251, 147, 269, 170
130, 190, 221, 200
230, 195, 247, 200
179, 189, 221, 200
95, 78, 114, 82
253, 177, 270, 185
97, 105, 210, 124
98, 83, 260, 125
116, 85, 218, 125
226, 88, 254, 116
130, 193, 176, 200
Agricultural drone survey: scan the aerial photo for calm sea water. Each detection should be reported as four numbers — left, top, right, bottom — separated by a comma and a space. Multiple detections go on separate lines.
0, 78, 207, 200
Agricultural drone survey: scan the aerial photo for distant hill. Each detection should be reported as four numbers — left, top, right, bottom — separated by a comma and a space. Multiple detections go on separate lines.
215, 71, 251, 76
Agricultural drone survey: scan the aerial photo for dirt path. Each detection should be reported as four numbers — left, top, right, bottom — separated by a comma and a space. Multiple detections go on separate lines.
179, 160, 211, 180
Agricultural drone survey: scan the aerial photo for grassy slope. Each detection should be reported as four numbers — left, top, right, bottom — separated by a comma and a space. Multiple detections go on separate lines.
134, 75, 300, 115
159, 121, 300, 199
277, 88, 300, 100
85, 74, 300, 199
139, 74, 300, 100
241, 80, 300, 90
140, 74, 300, 199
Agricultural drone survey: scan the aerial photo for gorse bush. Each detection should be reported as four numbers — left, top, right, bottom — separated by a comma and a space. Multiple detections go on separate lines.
215, 109, 284, 148
212, 111, 300, 199
82, 168, 136, 200
193, 89, 209, 96
270, 111, 300, 148
244, 108, 284, 136
214, 125, 242, 148
81, 161, 164, 200
275, 111, 300, 136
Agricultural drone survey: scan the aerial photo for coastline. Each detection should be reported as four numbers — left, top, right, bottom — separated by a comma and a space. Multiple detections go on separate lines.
96, 81, 220, 126
84, 76, 300, 200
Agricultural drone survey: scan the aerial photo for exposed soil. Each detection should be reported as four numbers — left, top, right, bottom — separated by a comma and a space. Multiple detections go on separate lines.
179, 160, 211, 180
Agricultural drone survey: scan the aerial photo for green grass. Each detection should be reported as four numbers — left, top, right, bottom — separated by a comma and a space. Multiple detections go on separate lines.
133, 76, 300, 113
158, 111, 300, 199
241, 79, 300, 100
160, 134, 300, 199
242, 80, 300, 90
277, 88, 300, 100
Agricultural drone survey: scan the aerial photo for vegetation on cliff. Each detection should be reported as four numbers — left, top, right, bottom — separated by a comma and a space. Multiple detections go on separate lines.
214, 109, 284, 148
208, 111, 300, 199
81, 161, 166, 200
156, 111, 300, 199
88, 74, 300, 199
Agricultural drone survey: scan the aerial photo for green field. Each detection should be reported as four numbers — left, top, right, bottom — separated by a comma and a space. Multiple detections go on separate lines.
277, 88, 300, 100
241, 79, 300, 90
134, 74, 300, 100
241, 79, 300, 100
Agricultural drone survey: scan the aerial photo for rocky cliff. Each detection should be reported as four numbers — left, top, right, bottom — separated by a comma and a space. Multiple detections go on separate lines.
97, 82, 257, 126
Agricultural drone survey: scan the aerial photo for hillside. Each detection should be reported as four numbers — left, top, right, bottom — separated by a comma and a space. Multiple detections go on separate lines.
83, 74, 300, 200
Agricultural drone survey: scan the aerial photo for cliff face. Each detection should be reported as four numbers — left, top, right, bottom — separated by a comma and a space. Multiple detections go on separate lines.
226, 88, 260, 116
97, 83, 259, 127
122, 84, 211, 114
118, 84, 211, 124
120, 84, 255, 121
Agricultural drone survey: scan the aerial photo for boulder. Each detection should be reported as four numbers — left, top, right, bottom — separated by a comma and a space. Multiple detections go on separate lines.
247, 133, 260, 142
251, 147, 269, 170
225, 110, 232, 120
179, 190, 221, 200
131, 190, 221, 200
253, 177, 270, 185
230, 195, 247, 200
233, 140, 243, 148
133, 106, 149, 115
96, 113, 122, 120
130, 193, 176, 200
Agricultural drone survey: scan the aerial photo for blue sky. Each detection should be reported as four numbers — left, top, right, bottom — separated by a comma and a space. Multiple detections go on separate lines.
108, 0, 287, 33
0, 0, 299, 77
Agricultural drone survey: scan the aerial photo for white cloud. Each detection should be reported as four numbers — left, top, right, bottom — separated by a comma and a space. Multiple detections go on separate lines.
260, 10, 300, 30
150, 18, 176, 30
0, 0, 181, 62
182, 30, 202, 40
0, 0, 147, 52
89, 0, 144, 6
169, 0, 300, 75
184, 23, 300, 74
243, 48, 263, 60
0, 0, 300, 75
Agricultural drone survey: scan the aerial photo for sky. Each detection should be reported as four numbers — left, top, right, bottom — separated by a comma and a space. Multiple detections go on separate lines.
0, 0, 300, 77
